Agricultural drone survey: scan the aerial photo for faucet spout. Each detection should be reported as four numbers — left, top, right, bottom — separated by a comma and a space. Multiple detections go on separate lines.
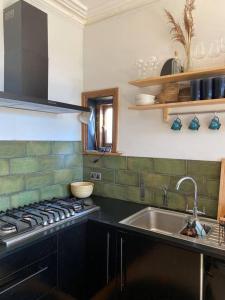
176, 176, 198, 219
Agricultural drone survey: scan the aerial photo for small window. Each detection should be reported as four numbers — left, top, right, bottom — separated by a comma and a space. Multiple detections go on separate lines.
81, 88, 119, 153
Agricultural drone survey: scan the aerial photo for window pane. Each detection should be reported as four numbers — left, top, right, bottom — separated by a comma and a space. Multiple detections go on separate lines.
105, 107, 113, 144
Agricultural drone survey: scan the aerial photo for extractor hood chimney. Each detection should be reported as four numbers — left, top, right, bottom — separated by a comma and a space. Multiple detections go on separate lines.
1, 0, 88, 114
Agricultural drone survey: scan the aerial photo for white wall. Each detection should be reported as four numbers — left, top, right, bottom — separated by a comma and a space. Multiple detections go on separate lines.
0, 0, 83, 141
84, 0, 225, 161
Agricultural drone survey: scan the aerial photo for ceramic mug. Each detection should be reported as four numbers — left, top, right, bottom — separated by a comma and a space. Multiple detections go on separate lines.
209, 115, 221, 130
189, 116, 200, 131
171, 117, 182, 131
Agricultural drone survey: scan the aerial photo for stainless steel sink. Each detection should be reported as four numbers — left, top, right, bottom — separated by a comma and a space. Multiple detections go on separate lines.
120, 207, 217, 239
120, 207, 225, 250
120, 207, 187, 235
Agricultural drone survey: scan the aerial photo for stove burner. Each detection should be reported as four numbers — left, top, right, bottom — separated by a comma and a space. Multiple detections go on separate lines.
0, 196, 99, 246
1, 223, 16, 232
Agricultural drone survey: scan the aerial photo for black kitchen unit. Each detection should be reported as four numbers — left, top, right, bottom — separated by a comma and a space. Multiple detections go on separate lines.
0, 196, 225, 300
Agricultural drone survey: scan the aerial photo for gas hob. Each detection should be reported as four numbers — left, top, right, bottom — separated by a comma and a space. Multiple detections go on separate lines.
0, 197, 99, 246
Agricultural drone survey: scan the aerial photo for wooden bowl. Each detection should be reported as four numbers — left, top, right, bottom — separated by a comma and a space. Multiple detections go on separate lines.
71, 182, 94, 198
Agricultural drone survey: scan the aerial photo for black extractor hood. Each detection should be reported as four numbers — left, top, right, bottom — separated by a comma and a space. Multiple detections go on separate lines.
1, 0, 89, 114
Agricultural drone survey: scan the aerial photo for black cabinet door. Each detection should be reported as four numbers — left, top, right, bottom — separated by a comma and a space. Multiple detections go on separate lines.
0, 253, 57, 300
58, 220, 87, 300
117, 231, 200, 300
86, 221, 117, 300
204, 256, 225, 300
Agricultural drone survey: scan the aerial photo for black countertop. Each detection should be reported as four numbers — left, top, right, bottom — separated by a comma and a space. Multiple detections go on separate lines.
89, 196, 225, 261
0, 196, 224, 261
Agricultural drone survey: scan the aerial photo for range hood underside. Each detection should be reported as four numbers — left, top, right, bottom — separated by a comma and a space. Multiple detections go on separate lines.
0, 92, 89, 114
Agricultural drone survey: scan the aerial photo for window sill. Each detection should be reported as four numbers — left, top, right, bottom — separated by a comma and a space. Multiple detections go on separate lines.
83, 151, 122, 156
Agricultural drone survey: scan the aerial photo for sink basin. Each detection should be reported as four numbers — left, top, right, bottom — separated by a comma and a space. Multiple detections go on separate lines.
120, 207, 214, 237
120, 207, 187, 235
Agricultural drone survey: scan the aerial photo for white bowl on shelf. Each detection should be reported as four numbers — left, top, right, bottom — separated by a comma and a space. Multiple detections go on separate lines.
135, 94, 155, 105
71, 182, 94, 198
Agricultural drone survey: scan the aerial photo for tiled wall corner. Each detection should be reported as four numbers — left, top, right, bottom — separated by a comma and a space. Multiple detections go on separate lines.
83, 155, 220, 219
0, 141, 83, 211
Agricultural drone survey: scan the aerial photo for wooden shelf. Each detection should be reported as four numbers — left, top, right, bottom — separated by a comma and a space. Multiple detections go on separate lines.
129, 66, 225, 87
129, 98, 225, 110
129, 98, 225, 122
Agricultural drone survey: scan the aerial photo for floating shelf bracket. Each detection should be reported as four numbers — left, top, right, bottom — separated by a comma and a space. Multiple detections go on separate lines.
163, 108, 170, 122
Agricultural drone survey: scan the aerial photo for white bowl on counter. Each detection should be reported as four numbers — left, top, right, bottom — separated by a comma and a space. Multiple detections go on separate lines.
71, 182, 94, 198
135, 94, 155, 105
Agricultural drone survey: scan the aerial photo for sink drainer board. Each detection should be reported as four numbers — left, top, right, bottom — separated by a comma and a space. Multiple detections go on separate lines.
120, 207, 225, 250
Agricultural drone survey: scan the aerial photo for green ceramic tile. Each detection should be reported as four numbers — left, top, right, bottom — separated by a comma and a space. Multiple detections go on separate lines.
153, 190, 187, 211
10, 157, 40, 174
11, 190, 39, 208
167, 192, 187, 211
0, 160, 9, 176
54, 169, 73, 184
84, 155, 127, 169
0, 176, 24, 195
65, 154, 82, 168
103, 156, 127, 169
74, 141, 82, 153
83, 155, 102, 168
103, 183, 127, 200
71, 167, 83, 181
26, 142, 51, 156
84, 167, 114, 183
127, 186, 153, 204
127, 157, 153, 172
187, 160, 220, 178
39, 156, 64, 171
51, 142, 74, 155
0, 196, 11, 211
92, 182, 105, 196
61, 184, 71, 197
154, 158, 186, 175
206, 180, 220, 199
116, 170, 139, 186
170, 175, 205, 195
40, 184, 64, 200
187, 196, 218, 219
25, 172, 54, 190
0, 142, 26, 158
143, 173, 170, 189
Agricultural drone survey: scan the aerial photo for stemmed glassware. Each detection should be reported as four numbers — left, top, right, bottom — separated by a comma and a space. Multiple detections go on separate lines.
135, 56, 160, 79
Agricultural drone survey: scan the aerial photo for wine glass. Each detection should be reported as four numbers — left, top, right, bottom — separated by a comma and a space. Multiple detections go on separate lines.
208, 40, 220, 66
193, 42, 206, 68
193, 42, 206, 59
220, 37, 225, 54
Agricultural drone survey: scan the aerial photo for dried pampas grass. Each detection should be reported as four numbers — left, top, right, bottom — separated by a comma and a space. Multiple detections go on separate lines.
165, 0, 196, 71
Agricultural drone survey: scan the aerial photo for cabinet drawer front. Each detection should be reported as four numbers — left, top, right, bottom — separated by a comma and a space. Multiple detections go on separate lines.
0, 253, 57, 300
0, 235, 57, 280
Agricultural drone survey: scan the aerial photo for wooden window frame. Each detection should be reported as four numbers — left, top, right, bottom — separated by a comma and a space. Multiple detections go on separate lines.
81, 87, 119, 154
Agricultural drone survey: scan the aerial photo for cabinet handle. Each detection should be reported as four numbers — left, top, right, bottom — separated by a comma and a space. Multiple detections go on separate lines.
120, 237, 124, 292
200, 254, 204, 300
0, 266, 48, 295
106, 232, 110, 285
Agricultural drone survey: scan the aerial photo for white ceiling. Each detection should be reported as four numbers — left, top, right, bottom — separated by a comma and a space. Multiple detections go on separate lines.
2, 0, 155, 24
81, 0, 109, 10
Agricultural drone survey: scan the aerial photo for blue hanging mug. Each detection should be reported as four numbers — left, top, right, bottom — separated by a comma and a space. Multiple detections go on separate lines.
189, 116, 200, 131
209, 115, 221, 130
171, 117, 182, 131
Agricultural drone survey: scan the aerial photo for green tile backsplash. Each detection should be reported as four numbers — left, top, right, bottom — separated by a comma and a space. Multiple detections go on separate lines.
83, 155, 221, 218
0, 141, 82, 211
0, 142, 220, 220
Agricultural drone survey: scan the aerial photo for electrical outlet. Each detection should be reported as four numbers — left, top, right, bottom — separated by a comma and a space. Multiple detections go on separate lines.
90, 172, 102, 181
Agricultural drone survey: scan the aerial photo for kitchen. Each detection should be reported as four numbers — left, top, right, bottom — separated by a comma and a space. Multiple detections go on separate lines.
0, 0, 225, 299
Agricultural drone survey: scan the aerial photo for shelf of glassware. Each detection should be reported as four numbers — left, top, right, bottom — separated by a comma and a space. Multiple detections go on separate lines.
129, 66, 225, 87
